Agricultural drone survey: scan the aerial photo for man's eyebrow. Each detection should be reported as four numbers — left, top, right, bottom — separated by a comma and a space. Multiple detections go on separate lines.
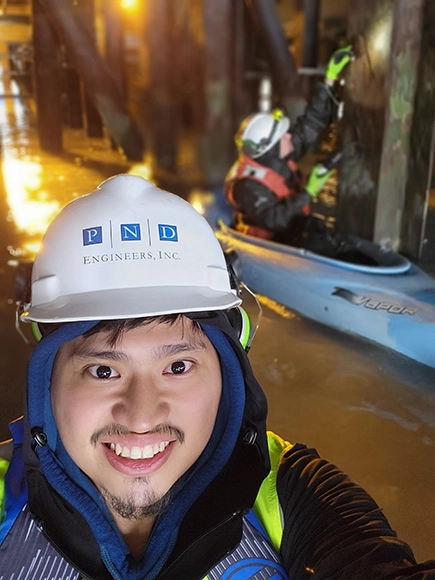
70, 345, 129, 362
154, 339, 207, 358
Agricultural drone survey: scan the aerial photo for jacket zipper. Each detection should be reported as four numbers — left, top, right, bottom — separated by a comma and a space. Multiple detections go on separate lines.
155, 510, 242, 579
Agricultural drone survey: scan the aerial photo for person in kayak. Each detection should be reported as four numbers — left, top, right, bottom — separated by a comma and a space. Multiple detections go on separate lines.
225, 45, 352, 248
1, 174, 435, 579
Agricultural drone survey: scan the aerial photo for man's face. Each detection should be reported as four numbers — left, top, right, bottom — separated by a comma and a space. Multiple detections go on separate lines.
51, 317, 222, 521
279, 132, 294, 158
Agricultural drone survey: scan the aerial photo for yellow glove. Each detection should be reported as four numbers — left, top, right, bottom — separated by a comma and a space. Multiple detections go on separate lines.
326, 45, 354, 82
305, 163, 333, 198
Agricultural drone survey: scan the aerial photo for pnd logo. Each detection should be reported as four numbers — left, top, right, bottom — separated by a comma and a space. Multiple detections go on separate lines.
158, 224, 178, 242
220, 558, 287, 579
82, 223, 178, 246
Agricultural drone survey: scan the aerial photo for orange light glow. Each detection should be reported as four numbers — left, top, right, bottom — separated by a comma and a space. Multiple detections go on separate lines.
120, 0, 137, 10
2, 155, 60, 237
187, 189, 218, 216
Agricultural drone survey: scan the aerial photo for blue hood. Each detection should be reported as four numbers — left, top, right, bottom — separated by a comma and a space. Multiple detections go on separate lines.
25, 317, 249, 580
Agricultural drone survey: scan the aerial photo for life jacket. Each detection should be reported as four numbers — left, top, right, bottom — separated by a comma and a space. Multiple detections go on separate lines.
0, 430, 291, 579
225, 153, 307, 240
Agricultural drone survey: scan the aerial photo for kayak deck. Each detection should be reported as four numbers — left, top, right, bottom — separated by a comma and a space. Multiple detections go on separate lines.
218, 220, 411, 275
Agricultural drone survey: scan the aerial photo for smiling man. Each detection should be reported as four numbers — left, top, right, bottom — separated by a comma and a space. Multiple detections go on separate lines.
51, 317, 221, 557
1, 175, 434, 579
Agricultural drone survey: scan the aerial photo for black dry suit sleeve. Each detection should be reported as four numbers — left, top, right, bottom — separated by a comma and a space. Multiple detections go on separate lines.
290, 83, 334, 160
233, 179, 311, 233
277, 444, 435, 580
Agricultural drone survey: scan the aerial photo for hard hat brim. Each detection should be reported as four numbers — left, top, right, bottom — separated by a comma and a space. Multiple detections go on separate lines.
21, 286, 242, 323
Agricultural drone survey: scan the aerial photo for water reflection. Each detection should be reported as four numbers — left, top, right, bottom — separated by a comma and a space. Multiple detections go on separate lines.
3, 155, 60, 239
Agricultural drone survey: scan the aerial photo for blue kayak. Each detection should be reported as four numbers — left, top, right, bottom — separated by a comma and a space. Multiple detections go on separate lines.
189, 189, 435, 369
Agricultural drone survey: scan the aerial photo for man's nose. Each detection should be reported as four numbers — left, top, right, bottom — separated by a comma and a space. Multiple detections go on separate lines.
111, 376, 169, 431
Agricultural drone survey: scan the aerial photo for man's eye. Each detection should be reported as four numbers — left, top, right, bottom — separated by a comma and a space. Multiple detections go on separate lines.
164, 360, 193, 375
87, 365, 119, 379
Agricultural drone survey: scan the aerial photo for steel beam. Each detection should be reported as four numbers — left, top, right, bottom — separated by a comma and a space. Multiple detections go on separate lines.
38, 0, 143, 160
32, 0, 63, 152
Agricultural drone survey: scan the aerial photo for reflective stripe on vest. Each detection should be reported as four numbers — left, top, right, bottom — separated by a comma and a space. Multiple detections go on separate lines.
0, 459, 8, 516
0, 506, 82, 579
253, 431, 293, 552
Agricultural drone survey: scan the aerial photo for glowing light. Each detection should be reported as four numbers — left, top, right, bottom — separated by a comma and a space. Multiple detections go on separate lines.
367, 13, 393, 64
120, 0, 137, 10
187, 189, 218, 216
128, 162, 153, 182
188, 191, 206, 215
2, 155, 60, 236
22, 241, 42, 256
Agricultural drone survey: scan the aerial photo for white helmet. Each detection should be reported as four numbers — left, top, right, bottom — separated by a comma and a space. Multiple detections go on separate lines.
21, 175, 241, 323
235, 109, 290, 159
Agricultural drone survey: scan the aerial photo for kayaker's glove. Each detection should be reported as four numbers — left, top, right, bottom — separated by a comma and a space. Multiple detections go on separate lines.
325, 45, 354, 82
305, 163, 334, 198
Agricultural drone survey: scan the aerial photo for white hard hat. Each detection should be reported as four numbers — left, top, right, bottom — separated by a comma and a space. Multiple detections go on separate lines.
21, 175, 241, 323
235, 109, 290, 158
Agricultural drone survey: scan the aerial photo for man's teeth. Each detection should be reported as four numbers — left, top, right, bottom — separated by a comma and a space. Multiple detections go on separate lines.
109, 441, 170, 459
